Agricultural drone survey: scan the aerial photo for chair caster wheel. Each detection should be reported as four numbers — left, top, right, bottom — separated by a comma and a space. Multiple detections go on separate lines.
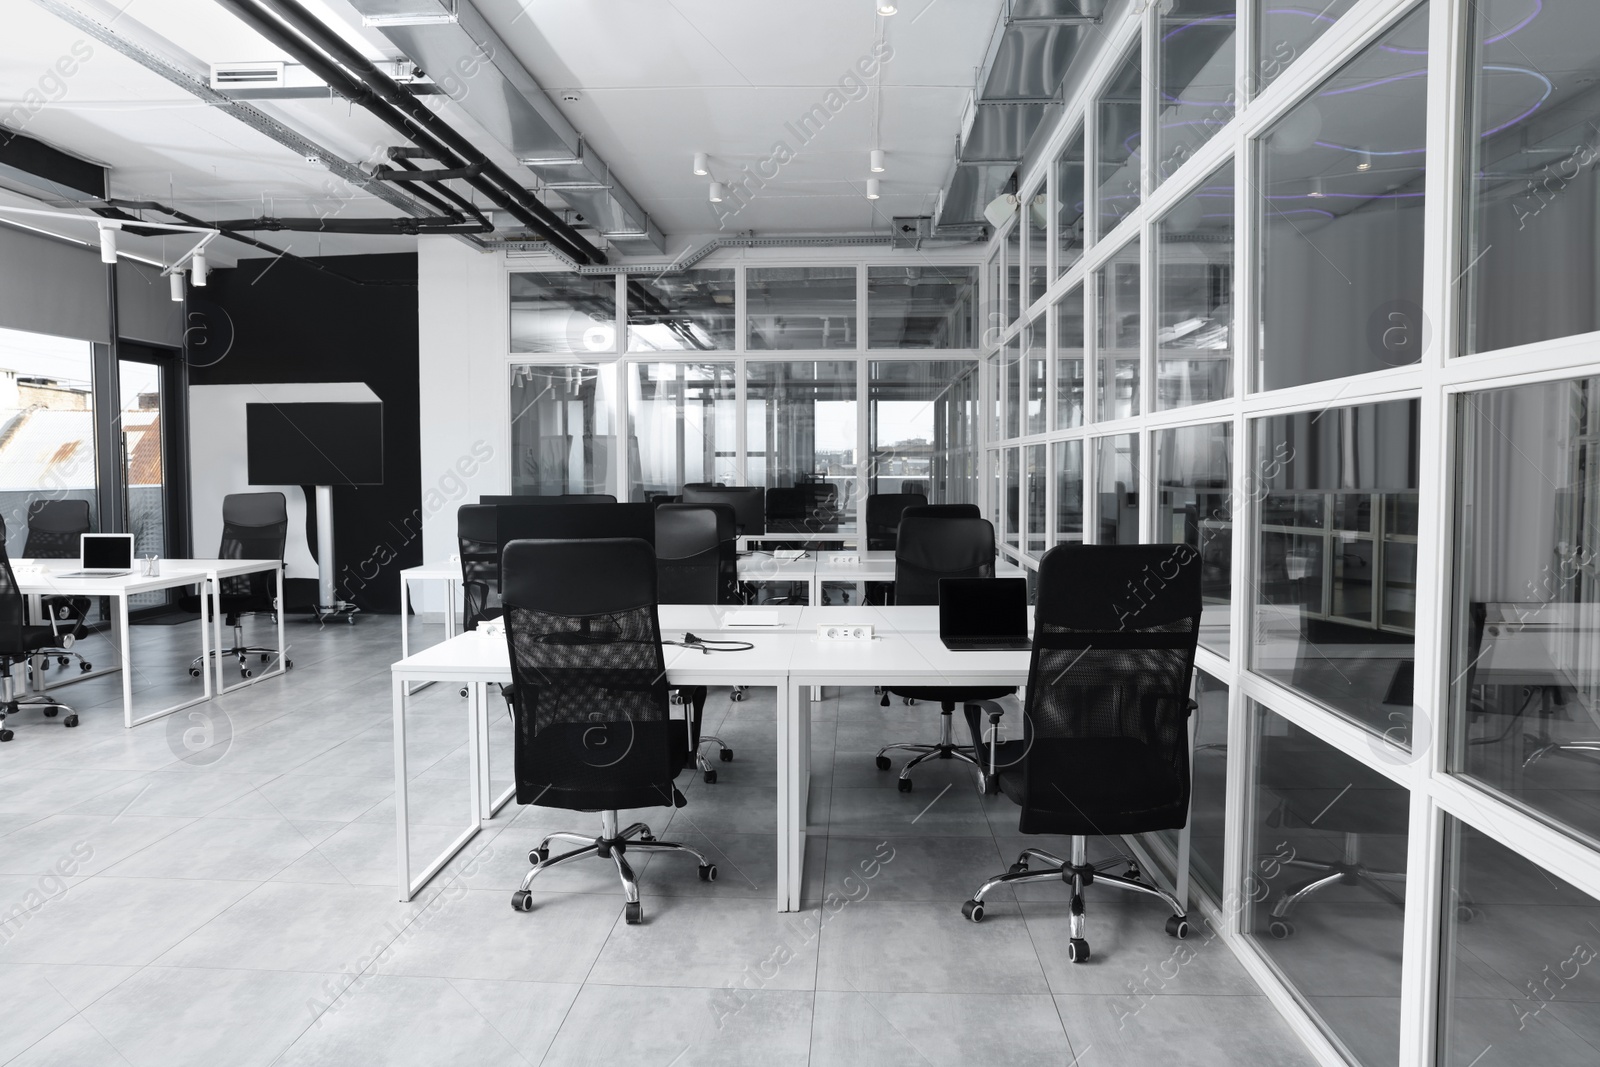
43, 707, 58, 717
80, 661, 92, 672
903, 697, 916, 705
64, 714, 78, 727
897, 778, 913, 793
189, 667, 202, 678
1125, 866, 1140, 880
511, 889, 533, 912
624, 901, 643, 925
640, 831, 656, 843
1268, 919, 1295, 939
961, 899, 985, 923
1068, 938, 1090, 963
698, 864, 717, 882
1008, 862, 1028, 876
240, 668, 252, 679
1166, 915, 1190, 939
530, 847, 548, 865
703, 769, 717, 784
260, 653, 270, 662
730, 689, 745, 702
459, 687, 469, 698
719, 748, 733, 762
875, 755, 892, 771
285, 660, 293, 670
57, 656, 68, 667
0, 728, 12, 742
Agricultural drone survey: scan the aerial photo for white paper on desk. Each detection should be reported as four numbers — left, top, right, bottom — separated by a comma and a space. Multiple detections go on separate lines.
720, 610, 785, 627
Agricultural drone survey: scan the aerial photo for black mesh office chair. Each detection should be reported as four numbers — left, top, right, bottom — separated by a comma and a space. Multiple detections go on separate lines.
182, 492, 290, 679
0, 540, 78, 739
874, 515, 1015, 791
865, 492, 928, 551
655, 502, 738, 780
501, 538, 717, 924
457, 504, 501, 632
959, 543, 1201, 962
901, 503, 981, 522
24, 500, 94, 677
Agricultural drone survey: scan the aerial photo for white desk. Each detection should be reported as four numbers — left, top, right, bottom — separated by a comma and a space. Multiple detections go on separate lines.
399, 560, 463, 661
195, 559, 288, 697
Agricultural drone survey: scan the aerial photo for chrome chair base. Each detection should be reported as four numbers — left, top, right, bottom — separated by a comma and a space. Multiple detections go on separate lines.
0, 675, 77, 738
1263, 832, 1405, 939
876, 706, 980, 791
696, 735, 733, 782
511, 811, 716, 924
188, 622, 288, 679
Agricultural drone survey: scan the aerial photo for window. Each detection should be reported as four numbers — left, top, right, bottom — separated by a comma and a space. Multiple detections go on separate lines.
1153, 671, 1229, 898
1005, 222, 1022, 327
747, 267, 857, 350
626, 270, 736, 351
1056, 439, 1084, 544
746, 361, 857, 533
1024, 188, 1048, 308
1158, 422, 1233, 655
1024, 314, 1047, 436
1057, 129, 1086, 272
1462, 0, 1600, 354
1056, 285, 1085, 430
1025, 443, 1047, 557
1256, 4, 1430, 391
0, 327, 97, 561
867, 265, 979, 348
1252, 399, 1420, 740
1003, 447, 1020, 551
626, 362, 735, 501
508, 364, 619, 497
1097, 47, 1145, 234
1095, 433, 1139, 544
510, 273, 617, 354
1157, 162, 1235, 408
1003, 336, 1021, 439
1255, 0, 1360, 93
1096, 239, 1142, 420
868, 360, 977, 502
1157, 1, 1237, 185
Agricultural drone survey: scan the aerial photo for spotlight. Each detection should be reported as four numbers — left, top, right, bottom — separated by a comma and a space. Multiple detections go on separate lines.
97, 222, 119, 264
709, 181, 726, 203
1356, 150, 1373, 172
1307, 176, 1326, 199
982, 192, 1019, 229
693, 152, 709, 176
877, 1, 897, 13
169, 272, 184, 302
870, 149, 885, 173
192, 250, 209, 286
866, 178, 881, 200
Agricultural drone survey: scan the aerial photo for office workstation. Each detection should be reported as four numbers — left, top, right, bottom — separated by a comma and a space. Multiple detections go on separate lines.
2, 1, 1599, 1065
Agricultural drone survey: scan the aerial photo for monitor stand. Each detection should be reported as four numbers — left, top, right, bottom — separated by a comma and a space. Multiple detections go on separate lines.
313, 485, 360, 624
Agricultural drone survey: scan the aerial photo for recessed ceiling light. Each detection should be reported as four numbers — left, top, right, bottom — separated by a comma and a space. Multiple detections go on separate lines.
870, 149, 885, 173
693, 152, 709, 176
1356, 150, 1373, 172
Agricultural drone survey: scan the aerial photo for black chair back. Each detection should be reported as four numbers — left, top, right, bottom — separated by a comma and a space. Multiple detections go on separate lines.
901, 503, 980, 522
501, 538, 678, 811
894, 516, 996, 605
24, 500, 91, 558
458, 504, 500, 630
655, 504, 727, 605
865, 492, 928, 551
218, 492, 287, 605
1016, 543, 1201, 835
0, 540, 25, 658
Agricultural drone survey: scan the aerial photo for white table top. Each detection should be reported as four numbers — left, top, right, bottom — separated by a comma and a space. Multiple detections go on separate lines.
401, 559, 464, 580
11, 557, 276, 595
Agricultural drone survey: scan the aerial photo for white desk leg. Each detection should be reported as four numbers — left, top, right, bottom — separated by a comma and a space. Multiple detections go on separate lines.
786, 680, 808, 912
118, 594, 133, 729
394, 675, 412, 901
401, 575, 411, 661
1177, 715, 1195, 912
445, 578, 458, 638
275, 566, 286, 673
212, 577, 226, 697
467, 679, 483, 830
775, 678, 791, 912
475, 682, 493, 826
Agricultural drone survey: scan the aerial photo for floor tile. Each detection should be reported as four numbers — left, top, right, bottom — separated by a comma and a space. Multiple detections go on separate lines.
810, 990, 1071, 1067
541, 983, 812, 1067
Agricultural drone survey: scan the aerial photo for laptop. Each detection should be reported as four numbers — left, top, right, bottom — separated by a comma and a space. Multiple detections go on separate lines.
57, 533, 135, 578
939, 577, 1031, 651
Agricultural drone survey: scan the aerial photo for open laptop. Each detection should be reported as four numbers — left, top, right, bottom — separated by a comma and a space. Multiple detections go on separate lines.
939, 577, 1031, 651
56, 533, 135, 578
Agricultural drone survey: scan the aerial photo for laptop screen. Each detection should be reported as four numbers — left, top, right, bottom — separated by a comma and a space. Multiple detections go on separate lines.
81, 534, 133, 570
939, 578, 1029, 639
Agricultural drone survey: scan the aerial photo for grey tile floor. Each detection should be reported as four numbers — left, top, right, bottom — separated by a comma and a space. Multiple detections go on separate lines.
0, 615, 1318, 1066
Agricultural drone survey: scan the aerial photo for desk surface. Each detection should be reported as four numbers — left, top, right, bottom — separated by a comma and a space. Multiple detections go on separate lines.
12, 557, 277, 595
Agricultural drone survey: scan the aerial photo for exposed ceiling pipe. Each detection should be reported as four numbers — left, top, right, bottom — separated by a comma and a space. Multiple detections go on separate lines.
214, 0, 604, 265
489, 232, 981, 275
383, 154, 492, 229
208, 215, 489, 234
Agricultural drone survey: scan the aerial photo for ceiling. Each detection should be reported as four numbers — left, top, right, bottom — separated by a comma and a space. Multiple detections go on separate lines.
1, 0, 1006, 265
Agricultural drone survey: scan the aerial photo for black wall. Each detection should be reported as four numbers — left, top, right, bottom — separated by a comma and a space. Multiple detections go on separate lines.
190, 253, 420, 613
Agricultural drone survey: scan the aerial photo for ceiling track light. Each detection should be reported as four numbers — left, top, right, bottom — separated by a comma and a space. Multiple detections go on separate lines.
708, 181, 726, 204
169, 271, 184, 302
192, 250, 209, 286
1307, 176, 1326, 199
97, 222, 120, 264
692, 152, 709, 176
866, 178, 881, 200
870, 149, 885, 173
1356, 150, 1373, 172
877, 1, 897, 13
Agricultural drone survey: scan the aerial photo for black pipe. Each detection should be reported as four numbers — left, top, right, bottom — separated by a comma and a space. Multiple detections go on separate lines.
371, 164, 484, 182
209, 215, 489, 235
217, 0, 603, 265
385, 156, 491, 229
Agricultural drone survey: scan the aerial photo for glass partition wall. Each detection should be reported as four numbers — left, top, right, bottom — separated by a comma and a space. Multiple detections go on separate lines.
983, 2, 1600, 1066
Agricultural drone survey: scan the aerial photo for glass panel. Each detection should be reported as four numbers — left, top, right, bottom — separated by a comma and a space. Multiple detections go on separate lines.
509, 364, 619, 497
1246, 705, 1408, 1067
1006, 223, 1022, 327
119, 362, 164, 571
1253, 400, 1420, 740
1025, 443, 1047, 557
867, 265, 980, 348
1257, 4, 1430, 391
1097, 46, 1144, 235
1451, 377, 1600, 845
625, 270, 735, 351
1154, 671, 1229, 899
1463, 0, 1600, 354
1096, 239, 1142, 420
1024, 188, 1049, 308
747, 267, 857, 350
0, 327, 97, 559
989, 355, 1004, 442
1003, 448, 1020, 551
1095, 433, 1139, 544
626, 362, 736, 501
868, 360, 978, 502
1056, 285, 1085, 430
1158, 422, 1233, 655
510, 272, 617, 354
1056, 439, 1084, 543
1025, 314, 1047, 436
1004, 337, 1021, 440
746, 361, 857, 533
1256, 0, 1361, 93
1157, 162, 1235, 408
1157, 1, 1237, 185
1057, 128, 1086, 271
1439, 818, 1600, 1066
986, 253, 1003, 347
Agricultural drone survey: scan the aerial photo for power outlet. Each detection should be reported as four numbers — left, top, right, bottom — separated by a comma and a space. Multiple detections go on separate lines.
817, 624, 874, 641
827, 553, 860, 565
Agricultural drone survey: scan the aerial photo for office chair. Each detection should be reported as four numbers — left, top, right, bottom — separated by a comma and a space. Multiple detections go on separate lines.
865, 492, 928, 551
654, 503, 739, 779
900, 503, 981, 522
959, 543, 1200, 962
181, 492, 291, 679
457, 504, 502, 632
500, 537, 717, 924
23, 500, 94, 677
874, 515, 1015, 791
0, 539, 78, 739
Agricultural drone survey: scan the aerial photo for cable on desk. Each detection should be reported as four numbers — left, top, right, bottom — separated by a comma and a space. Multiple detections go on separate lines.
664, 632, 755, 654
